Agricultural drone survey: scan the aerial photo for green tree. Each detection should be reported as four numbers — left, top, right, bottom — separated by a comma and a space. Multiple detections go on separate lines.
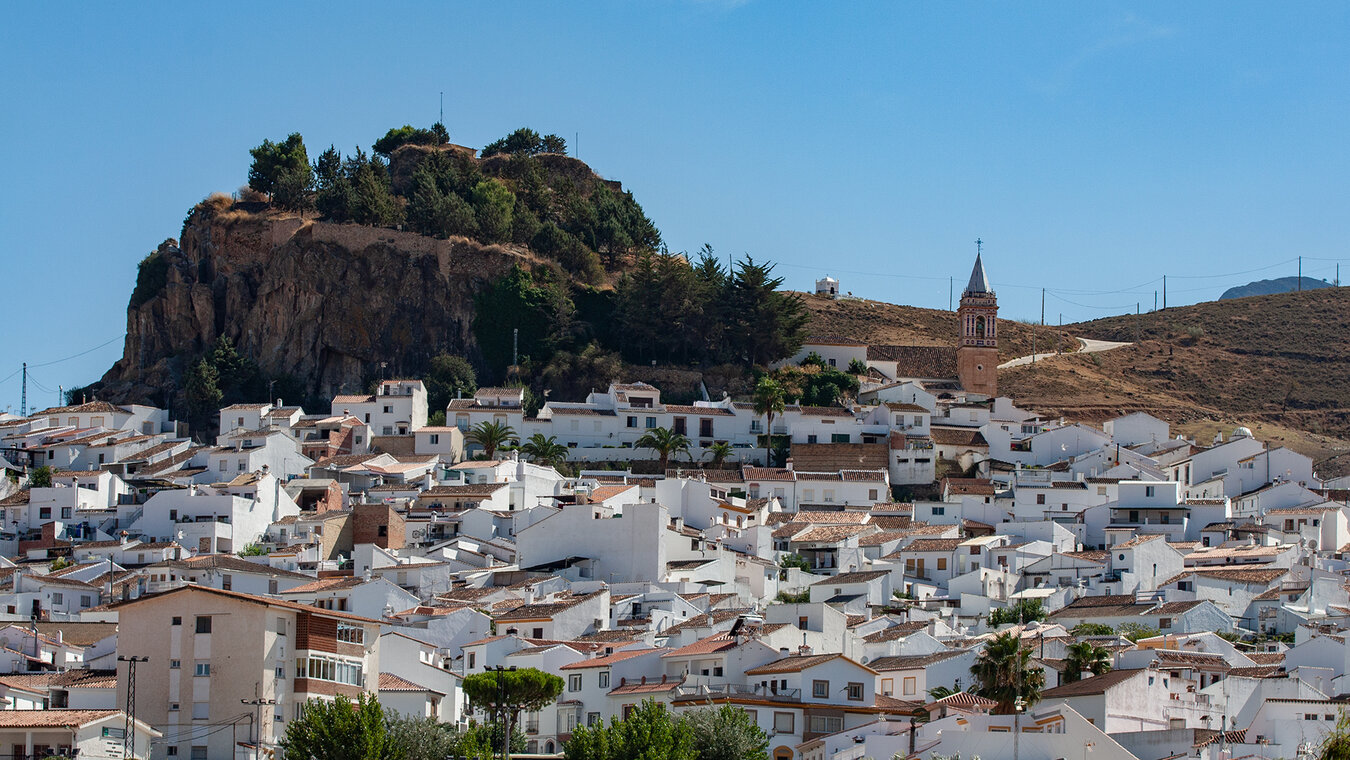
727, 257, 809, 366
635, 427, 691, 472
248, 133, 310, 199
349, 154, 403, 226
28, 465, 53, 488
987, 598, 1046, 627
467, 421, 516, 460
185, 358, 223, 425
314, 145, 355, 221
685, 704, 769, 760
1069, 623, 1115, 637
705, 441, 734, 469
564, 699, 695, 760
1320, 709, 1350, 760
537, 344, 623, 401
848, 358, 869, 375
752, 376, 787, 464
373, 124, 440, 156
520, 434, 569, 468
473, 266, 576, 378
1117, 622, 1161, 642
778, 553, 810, 572
423, 354, 477, 414
927, 683, 964, 701
280, 693, 398, 760
472, 180, 516, 243
272, 162, 313, 211
970, 631, 1045, 715
385, 713, 461, 760
457, 722, 526, 760
462, 668, 564, 758
482, 128, 568, 158
1063, 641, 1112, 683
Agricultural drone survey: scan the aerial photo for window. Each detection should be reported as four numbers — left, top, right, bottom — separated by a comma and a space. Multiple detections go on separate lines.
812, 680, 829, 698
172, 616, 182, 626
195, 662, 211, 677
222, 574, 232, 591
532, 627, 544, 639
936, 558, 947, 571
645, 416, 657, 429
52, 592, 64, 605
1036, 493, 1046, 505
170, 659, 181, 669
1160, 617, 1172, 629
195, 616, 212, 634
336, 622, 364, 644
299, 654, 365, 685
903, 676, 916, 695
599, 671, 610, 688
626, 416, 637, 428
276, 617, 287, 636
191, 747, 208, 760
932, 506, 945, 516
61, 507, 72, 519
39, 507, 51, 520
809, 715, 843, 734
569, 674, 582, 692
383, 405, 393, 414
167, 748, 178, 757
192, 702, 210, 720
846, 682, 864, 701
238, 459, 246, 471
699, 419, 714, 437
831, 433, 850, 443
869, 489, 878, 501
468, 653, 476, 670
773, 712, 795, 734
429, 434, 440, 445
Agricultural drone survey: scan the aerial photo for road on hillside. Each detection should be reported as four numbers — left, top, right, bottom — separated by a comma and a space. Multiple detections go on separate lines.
998, 338, 1132, 369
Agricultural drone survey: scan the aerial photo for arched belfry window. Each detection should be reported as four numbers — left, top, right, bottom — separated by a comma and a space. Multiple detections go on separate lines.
975, 316, 986, 338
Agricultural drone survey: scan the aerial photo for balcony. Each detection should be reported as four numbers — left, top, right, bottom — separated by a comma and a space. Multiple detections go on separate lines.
674, 683, 800, 702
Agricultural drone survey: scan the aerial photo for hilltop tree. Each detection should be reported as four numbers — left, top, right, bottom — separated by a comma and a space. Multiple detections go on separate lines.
471, 180, 516, 243
482, 127, 568, 158
727, 257, 809, 366
248, 133, 310, 200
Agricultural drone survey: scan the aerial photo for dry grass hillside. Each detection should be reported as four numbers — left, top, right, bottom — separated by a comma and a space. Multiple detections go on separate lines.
999, 288, 1350, 477
798, 293, 1069, 363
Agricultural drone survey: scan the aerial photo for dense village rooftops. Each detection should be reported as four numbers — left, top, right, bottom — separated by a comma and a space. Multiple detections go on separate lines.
495, 593, 600, 622
109, 584, 382, 624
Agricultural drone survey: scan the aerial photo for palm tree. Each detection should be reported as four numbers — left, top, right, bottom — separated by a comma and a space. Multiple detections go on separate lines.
635, 426, 690, 473
519, 433, 569, 468
467, 420, 515, 460
752, 376, 786, 466
705, 441, 734, 470
926, 684, 961, 701
970, 631, 1045, 715
1063, 641, 1112, 683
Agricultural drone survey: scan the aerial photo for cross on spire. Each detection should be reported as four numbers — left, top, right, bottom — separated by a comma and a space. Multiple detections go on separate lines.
975, 238, 983, 256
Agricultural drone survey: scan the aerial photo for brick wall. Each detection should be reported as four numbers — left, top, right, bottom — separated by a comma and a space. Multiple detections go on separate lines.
353, 503, 406, 549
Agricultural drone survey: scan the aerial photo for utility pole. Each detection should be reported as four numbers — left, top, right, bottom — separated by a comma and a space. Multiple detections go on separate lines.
118, 654, 149, 759
1057, 313, 1062, 354
1154, 290, 1158, 312
1135, 303, 1141, 343
1298, 256, 1303, 290
949, 277, 953, 311
242, 682, 278, 760
439, 91, 444, 125
1162, 275, 1167, 309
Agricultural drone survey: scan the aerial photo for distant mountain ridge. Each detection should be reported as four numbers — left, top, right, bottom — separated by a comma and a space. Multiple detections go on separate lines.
1220, 276, 1332, 300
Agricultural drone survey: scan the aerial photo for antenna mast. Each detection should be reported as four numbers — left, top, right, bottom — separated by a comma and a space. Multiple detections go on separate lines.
20, 363, 26, 417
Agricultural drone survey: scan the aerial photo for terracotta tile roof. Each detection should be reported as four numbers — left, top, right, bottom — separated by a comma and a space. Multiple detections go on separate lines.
609, 675, 684, 695
34, 401, 124, 416
559, 648, 658, 669
900, 537, 965, 552
943, 477, 995, 495
742, 467, 795, 481
1248, 652, 1286, 665
1114, 534, 1165, 549
865, 345, 958, 378
108, 584, 381, 624
930, 428, 989, 447
790, 443, 889, 473
811, 570, 890, 586
1154, 650, 1230, 670
1040, 668, 1145, 698
862, 622, 928, 643
661, 633, 738, 658
858, 531, 910, 547
378, 673, 444, 693
766, 511, 870, 526
875, 694, 925, 712
0, 709, 122, 728
281, 576, 369, 594
1190, 567, 1289, 584
869, 650, 966, 671
746, 653, 876, 675
793, 525, 870, 542
588, 485, 640, 502
421, 483, 508, 497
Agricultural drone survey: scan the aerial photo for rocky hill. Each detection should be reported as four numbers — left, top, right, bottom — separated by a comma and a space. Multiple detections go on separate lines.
99, 198, 534, 407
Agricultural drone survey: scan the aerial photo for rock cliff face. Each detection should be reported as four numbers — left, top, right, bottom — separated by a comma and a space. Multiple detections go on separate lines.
100, 202, 529, 406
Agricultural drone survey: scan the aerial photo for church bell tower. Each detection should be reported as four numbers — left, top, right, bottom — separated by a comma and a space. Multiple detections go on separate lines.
957, 242, 998, 396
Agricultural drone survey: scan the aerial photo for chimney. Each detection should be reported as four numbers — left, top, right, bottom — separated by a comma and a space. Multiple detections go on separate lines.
576, 489, 589, 506
276, 398, 283, 409
423, 472, 433, 492
120, 530, 130, 547
785, 460, 794, 472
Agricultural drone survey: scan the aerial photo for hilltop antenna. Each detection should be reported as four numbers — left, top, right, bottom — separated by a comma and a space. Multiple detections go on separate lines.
439, 91, 444, 125
20, 363, 26, 417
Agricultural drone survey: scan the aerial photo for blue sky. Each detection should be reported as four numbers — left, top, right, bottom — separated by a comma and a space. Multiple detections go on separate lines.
2, 1, 1348, 412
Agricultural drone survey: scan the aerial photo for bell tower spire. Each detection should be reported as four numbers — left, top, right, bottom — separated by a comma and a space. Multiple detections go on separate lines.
957, 241, 999, 396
